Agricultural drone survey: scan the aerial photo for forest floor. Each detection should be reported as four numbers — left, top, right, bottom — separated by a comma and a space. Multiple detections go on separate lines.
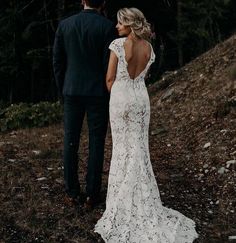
1, 35, 236, 243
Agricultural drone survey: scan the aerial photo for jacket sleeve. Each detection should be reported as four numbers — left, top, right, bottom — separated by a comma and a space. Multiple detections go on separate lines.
103, 24, 117, 75
53, 22, 66, 97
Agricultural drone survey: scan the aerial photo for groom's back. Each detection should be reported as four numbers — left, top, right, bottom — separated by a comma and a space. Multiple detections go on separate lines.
58, 10, 115, 96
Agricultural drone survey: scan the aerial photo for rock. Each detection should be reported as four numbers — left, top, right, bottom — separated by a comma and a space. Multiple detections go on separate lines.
203, 142, 211, 148
41, 186, 49, 189
218, 167, 226, 174
226, 160, 236, 167
228, 96, 236, 107
36, 177, 47, 181
223, 56, 229, 62
220, 129, 227, 134
151, 127, 168, 136
230, 151, 236, 155
55, 178, 63, 185
161, 88, 175, 101
186, 155, 191, 160
170, 173, 183, 178
32, 150, 41, 155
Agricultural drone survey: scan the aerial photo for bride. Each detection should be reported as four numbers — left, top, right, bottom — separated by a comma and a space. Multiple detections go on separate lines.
95, 7, 198, 243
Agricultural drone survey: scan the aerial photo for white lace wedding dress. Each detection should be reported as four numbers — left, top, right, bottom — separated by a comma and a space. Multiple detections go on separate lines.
94, 38, 198, 243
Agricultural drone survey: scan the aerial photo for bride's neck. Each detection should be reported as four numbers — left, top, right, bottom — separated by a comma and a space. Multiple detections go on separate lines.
127, 32, 141, 42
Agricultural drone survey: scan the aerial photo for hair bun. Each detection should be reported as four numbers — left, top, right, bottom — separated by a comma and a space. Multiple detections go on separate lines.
117, 8, 151, 40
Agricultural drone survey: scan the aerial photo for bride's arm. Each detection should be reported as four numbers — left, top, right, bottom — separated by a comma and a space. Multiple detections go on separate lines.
106, 51, 118, 92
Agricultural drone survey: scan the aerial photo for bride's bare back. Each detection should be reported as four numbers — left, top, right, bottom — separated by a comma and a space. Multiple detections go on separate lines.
123, 38, 151, 80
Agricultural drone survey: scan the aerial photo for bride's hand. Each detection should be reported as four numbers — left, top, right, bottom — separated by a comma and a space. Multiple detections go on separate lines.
106, 78, 115, 92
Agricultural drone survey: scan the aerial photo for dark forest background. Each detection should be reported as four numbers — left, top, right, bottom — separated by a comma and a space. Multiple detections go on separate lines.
0, 0, 236, 103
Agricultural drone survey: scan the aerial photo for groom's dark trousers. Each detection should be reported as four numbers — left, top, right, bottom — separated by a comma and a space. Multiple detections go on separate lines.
53, 9, 116, 199
63, 95, 109, 198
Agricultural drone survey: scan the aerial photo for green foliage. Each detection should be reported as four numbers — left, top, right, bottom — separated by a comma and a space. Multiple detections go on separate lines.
170, 0, 234, 64
0, 101, 63, 132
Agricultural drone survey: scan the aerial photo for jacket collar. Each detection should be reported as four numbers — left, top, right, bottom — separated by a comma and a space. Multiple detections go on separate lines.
82, 9, 100, 15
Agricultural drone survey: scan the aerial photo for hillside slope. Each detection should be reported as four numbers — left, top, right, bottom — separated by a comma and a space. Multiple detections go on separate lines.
148, 34, 236, 242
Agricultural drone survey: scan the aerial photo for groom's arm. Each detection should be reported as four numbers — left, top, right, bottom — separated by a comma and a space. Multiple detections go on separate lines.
53, 22, 66, 99
103, 24, 117, 75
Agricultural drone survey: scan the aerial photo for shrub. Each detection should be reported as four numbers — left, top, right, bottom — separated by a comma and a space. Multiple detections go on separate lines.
0, 101, 63, 132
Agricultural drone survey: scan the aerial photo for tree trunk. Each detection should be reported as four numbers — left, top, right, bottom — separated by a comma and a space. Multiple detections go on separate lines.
177, 0, 183, 67
57, 0, 65, 20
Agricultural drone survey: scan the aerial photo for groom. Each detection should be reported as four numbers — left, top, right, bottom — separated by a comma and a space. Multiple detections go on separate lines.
53, 0, 116, 208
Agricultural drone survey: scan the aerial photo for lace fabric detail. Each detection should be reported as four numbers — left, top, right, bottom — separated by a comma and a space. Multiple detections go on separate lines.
94, 38, 198, 242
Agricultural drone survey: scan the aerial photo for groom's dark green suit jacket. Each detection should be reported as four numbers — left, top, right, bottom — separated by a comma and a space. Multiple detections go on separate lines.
53, 9, 116, 97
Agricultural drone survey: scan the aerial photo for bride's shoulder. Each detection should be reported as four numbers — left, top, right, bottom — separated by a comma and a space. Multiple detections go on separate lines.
109, 38, 126, 56
109, 38, 126, 55
110, 37, 126, 46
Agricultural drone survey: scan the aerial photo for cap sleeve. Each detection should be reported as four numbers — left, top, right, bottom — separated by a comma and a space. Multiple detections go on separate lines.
109, 39, 119, 58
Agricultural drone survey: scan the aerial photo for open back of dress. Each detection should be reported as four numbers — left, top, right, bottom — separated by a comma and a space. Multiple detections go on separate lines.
123, 39, 152, 80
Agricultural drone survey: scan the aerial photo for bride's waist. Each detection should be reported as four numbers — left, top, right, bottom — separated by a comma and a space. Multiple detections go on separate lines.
113, 78, 145, 88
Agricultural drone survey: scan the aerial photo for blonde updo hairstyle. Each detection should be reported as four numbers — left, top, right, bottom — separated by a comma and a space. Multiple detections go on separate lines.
117, 8, 151, 41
